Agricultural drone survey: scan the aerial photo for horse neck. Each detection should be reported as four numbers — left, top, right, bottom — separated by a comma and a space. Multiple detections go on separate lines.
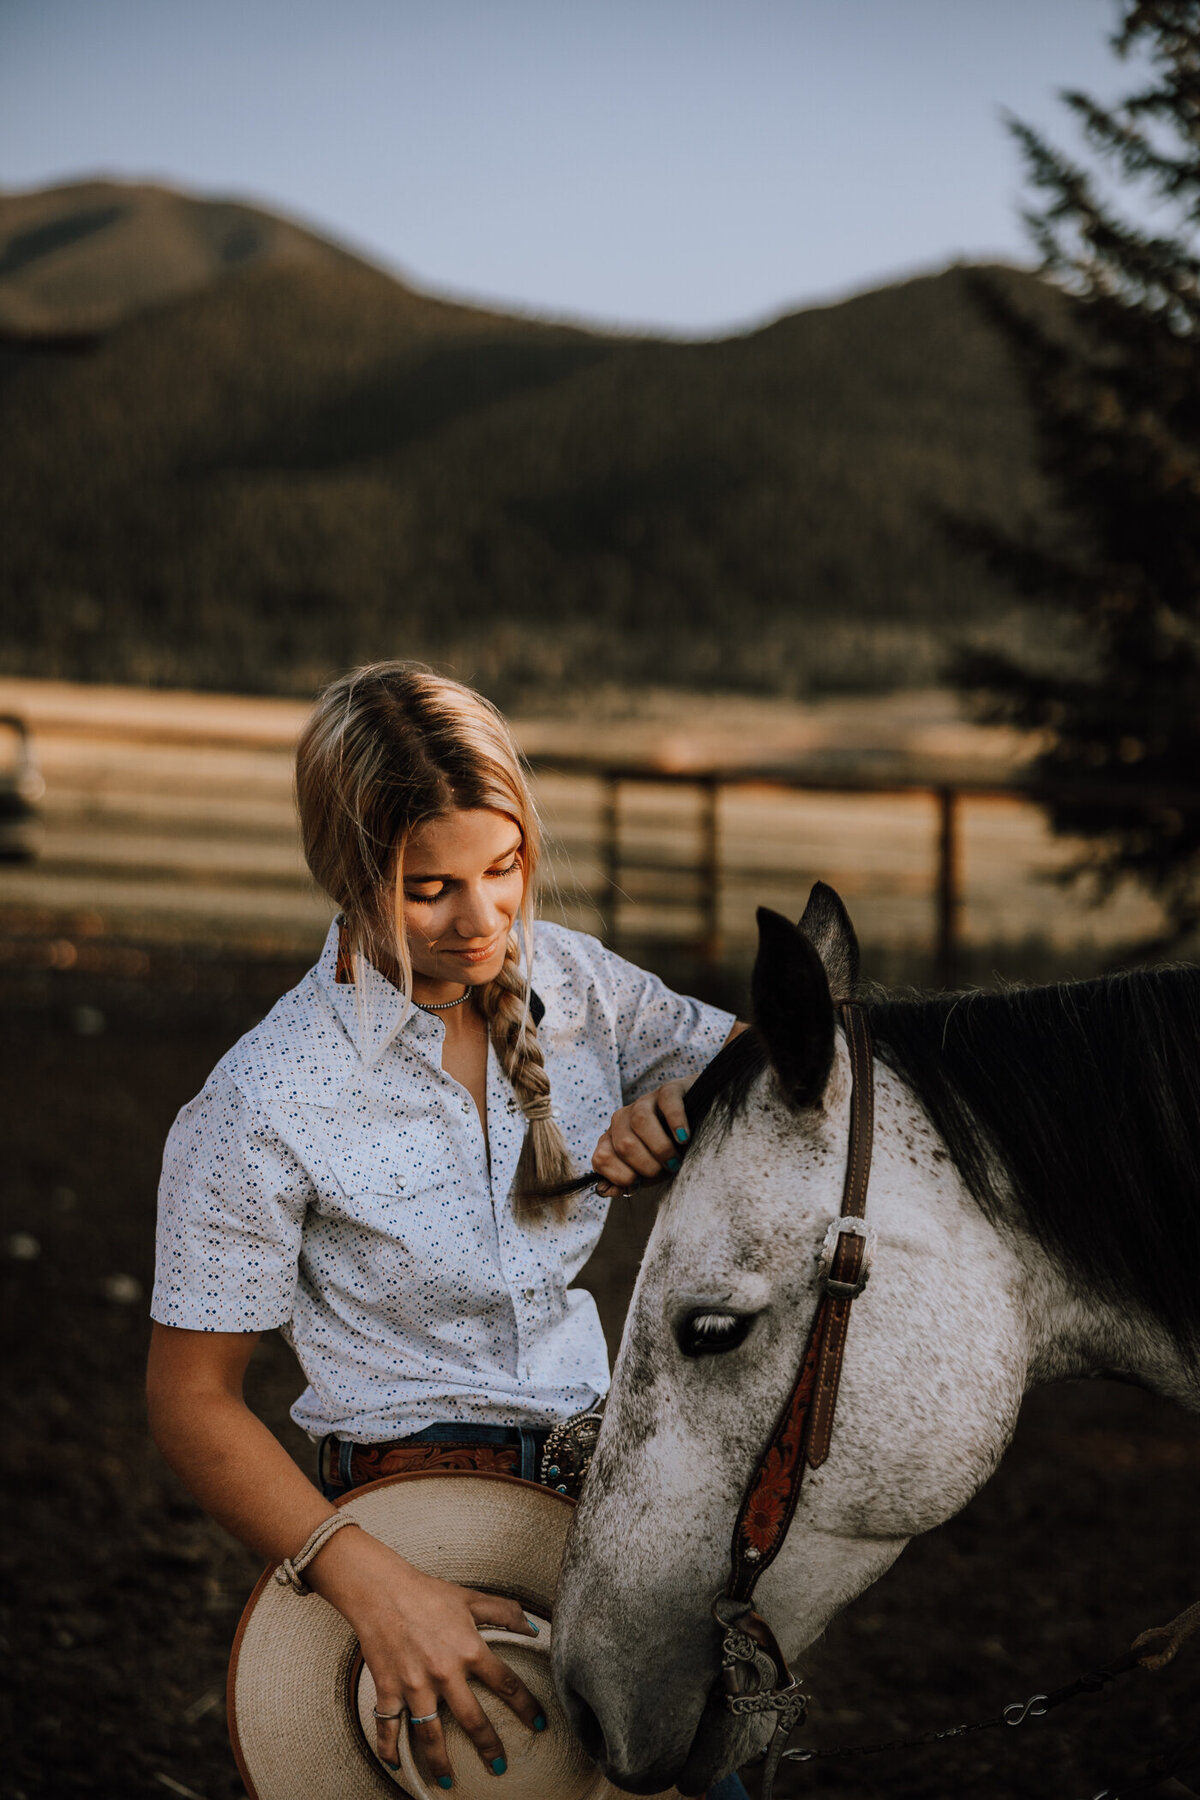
995, 1187, 1200, 1412
868, 1059, 1198, 1414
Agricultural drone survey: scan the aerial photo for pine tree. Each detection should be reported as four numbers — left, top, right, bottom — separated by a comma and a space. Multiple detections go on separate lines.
955, 0, 1200, 945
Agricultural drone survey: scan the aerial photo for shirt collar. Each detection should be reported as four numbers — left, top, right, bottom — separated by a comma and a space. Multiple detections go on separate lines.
315, 918, 444, 1063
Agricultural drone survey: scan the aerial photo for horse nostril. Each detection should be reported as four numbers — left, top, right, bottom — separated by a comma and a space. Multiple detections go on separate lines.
562, 1685, 607, 1764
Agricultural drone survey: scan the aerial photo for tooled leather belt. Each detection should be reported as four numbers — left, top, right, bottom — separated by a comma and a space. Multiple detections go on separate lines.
324, 1405, 605, 1502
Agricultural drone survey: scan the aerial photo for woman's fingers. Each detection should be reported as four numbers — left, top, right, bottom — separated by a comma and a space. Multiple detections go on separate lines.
595, 1085, 690, 1190
610, 1111, 669, 1176
655, 1078, 692, 1148
407, 1698, 454, 1788
373, 1685, 404, 1772
372, 1593, 544, 1784
441, 1673, 513, 1774
591, 1129, 642, 1192
466, 1592, 539, 1636
471, 1643, 545, 1733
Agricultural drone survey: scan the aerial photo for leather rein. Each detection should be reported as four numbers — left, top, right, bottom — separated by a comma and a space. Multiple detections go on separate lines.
712, 999, 877, 1795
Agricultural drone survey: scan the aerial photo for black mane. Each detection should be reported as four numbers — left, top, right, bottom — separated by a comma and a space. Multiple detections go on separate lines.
687, 966, 1200, 1358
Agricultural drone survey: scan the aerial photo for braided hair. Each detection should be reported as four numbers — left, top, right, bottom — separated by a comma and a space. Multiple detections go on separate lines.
479, 935, 573, 1204
295, 661, 573, 1214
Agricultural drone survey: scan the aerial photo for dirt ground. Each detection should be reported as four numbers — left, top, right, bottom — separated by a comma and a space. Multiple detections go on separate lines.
3, 953, 1200, 1800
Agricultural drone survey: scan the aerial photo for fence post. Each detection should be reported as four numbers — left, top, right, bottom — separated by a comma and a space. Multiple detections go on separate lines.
699, 776, 721, 967
600, 774, 621, 945
934, 786, 962, 988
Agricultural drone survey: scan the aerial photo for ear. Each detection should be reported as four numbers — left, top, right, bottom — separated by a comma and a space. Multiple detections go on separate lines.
798, 881, 859, 1002
752, 906, 836, 1108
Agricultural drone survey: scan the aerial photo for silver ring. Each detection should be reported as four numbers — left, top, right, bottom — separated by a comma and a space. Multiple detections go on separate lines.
409, 1710, 439, 1725
373, 1707, 403, 1720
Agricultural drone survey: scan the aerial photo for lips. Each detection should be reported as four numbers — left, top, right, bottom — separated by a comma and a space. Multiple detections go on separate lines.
442, 938, 504, 965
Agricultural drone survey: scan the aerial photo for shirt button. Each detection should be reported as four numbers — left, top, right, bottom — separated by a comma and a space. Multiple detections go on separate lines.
522, 1287, 536, 1302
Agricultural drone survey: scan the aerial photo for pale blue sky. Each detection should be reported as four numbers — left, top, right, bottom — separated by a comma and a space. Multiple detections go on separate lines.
1, 0, 1133, 335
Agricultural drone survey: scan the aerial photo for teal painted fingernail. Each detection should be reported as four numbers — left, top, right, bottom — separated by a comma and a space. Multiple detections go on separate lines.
675, 1127, 689, 1143
438, 1779, 453, 1791
491, 1756, 507, 1775
666, 1156, 680, 1172
524, 1615, 539, 1634
533, 1713, 547, 1732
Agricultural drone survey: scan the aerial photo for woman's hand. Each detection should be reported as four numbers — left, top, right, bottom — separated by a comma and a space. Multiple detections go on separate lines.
147, 1325, 546, 1780
307, 1526, 543, 1781
591, 1077, 691, 1197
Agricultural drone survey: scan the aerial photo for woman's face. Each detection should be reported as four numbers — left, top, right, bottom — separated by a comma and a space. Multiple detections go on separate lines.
397, 808, 525, 993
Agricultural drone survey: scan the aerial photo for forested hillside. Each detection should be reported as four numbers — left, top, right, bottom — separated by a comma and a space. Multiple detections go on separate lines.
0, 181, 1063, 700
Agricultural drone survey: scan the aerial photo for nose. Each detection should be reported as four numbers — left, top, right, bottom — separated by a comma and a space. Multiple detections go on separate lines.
558, 1659, 699, 1794
451, 882, 507, 941
560, 1683, 607, 1765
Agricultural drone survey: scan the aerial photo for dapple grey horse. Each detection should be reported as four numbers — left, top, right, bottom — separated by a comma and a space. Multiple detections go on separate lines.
553, 884, 1200, 1794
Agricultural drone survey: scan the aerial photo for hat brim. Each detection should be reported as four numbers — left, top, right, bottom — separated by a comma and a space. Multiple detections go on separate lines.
227, 1470, 679, 1800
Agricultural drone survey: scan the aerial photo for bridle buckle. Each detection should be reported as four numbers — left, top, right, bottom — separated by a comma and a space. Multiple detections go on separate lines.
817, 1215, 875, 1300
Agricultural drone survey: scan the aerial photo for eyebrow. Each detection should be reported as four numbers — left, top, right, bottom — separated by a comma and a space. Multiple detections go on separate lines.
403, 837, 523, 883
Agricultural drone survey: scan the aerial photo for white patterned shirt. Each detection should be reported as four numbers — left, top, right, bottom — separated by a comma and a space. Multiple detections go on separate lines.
152, 920, 733, 1442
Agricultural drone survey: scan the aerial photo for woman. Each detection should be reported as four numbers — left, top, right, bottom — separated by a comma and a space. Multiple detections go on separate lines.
147, 663, 747, 1797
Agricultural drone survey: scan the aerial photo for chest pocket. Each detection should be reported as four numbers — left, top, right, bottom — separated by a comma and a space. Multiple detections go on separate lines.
304, 1109, 437, 1213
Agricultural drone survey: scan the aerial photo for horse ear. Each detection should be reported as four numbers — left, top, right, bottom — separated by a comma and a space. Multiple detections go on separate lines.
798, 881, 859, 1003
752, 906, 835, 1108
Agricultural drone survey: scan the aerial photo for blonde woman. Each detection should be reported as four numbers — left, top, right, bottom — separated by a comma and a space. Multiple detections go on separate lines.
146, 663, 747, 1797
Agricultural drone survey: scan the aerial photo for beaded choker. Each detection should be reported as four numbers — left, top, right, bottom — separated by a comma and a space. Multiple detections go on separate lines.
414, 988, 472, 1012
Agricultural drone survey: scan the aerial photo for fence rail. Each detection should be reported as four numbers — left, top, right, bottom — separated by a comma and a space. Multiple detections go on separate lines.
529, 755, 1200, 987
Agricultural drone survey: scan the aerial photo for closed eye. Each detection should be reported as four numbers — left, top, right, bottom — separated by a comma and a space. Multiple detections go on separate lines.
404, 858, 522, 903
677, 1309, 756, 1359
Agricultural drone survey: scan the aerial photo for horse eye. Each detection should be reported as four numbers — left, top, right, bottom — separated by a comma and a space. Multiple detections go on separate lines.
677, 1310, 755, 1359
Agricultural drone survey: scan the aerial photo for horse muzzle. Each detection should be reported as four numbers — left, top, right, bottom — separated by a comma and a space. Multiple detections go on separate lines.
555, 1620, 776, 1795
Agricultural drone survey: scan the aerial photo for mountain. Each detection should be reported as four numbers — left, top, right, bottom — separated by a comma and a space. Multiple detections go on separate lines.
0, 180, 1061, 701
0, 179, 377, 335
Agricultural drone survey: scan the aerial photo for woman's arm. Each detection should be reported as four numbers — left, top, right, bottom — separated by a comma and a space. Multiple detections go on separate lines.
146, 1323, 542, 1780
592, 1021, 747, 1194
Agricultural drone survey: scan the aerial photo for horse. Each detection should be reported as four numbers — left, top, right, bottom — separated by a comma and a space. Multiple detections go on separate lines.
552, 882, 1200, 1795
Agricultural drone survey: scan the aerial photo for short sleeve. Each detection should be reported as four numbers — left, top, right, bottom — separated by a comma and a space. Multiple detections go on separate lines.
592, 941, 735, 1102
151, 1066, 314, 1332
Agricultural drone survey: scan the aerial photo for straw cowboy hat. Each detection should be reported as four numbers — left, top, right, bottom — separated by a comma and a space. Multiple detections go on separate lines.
228, 1470, 680, 1800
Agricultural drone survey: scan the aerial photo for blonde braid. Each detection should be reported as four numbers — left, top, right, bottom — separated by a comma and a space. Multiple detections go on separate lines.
481, 932, 574, 1216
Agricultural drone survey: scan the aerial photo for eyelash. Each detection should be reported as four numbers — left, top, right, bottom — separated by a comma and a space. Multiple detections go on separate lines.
404, 859, 521, 904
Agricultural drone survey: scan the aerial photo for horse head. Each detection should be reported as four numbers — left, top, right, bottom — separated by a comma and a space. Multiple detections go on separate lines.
553, 884, 1044, 1794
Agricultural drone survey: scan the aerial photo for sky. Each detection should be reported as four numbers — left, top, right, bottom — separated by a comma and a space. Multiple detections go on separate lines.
0, 0, 1136, 337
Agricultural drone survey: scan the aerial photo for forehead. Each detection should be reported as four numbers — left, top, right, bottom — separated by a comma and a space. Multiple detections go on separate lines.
404, 808, 521, 871
664, 1077, 847, 1266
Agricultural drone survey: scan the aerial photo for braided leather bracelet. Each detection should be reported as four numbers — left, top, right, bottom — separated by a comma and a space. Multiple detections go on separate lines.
274, 1512, 361, 1595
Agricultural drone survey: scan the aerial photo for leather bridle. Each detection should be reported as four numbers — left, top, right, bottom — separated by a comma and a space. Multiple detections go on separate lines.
712, 1000, 877, 1794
